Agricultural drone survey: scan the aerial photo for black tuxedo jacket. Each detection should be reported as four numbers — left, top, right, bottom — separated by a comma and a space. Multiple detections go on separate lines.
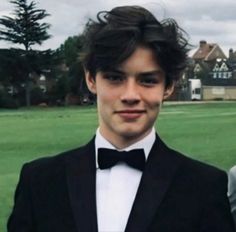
8, 135, 235, 232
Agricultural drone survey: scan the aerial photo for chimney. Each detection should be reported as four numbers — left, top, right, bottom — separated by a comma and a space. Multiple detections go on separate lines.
229, 48, 233, 59
200, 40, 207, 48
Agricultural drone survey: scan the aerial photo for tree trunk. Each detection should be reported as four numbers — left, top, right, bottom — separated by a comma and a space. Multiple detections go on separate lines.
25, 79, 31, 107
25, 45, 31, 107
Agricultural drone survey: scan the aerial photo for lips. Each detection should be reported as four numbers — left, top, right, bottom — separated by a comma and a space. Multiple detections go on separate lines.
115, 109, 146, 120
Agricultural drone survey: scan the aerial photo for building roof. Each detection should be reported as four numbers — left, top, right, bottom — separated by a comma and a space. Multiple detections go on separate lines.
192, 40, 226, 61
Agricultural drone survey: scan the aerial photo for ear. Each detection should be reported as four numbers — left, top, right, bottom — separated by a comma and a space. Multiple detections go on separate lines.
163, 83, 175, 100
85, 71, 97, 94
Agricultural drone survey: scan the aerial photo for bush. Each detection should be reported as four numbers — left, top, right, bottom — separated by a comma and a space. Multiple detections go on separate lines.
30, 87, 47, 105
0, 89, 18, 109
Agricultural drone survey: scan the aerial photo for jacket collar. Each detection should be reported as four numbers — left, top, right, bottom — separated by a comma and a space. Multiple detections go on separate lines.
66, 137, 98, 232
125, 134, 184, 232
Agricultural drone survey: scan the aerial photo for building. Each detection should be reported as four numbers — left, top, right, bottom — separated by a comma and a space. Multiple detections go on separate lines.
185, 41, 236, 100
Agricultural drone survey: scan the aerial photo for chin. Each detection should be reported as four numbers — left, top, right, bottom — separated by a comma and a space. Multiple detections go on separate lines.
119, 127, 150, 140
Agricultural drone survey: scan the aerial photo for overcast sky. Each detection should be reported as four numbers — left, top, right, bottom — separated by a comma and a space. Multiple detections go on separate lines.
0, 0, 236, 56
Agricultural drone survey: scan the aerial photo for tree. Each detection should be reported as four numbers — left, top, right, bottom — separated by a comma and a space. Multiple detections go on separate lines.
57, 35, 90, 100
60, 36, 81, 67
0, 0, 51, 106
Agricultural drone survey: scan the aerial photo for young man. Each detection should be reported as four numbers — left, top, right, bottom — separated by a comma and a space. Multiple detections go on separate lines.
8, 5, 235, 232
229, 166, 236, 228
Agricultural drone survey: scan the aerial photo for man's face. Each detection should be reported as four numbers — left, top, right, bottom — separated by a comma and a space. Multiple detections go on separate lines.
86, 46, 174, 148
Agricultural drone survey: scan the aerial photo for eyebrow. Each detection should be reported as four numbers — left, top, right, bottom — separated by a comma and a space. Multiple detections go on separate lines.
107, 69, 164, 77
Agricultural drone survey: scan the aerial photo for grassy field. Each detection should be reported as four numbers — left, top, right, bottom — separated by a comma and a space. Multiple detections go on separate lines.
1, 102, 236, 231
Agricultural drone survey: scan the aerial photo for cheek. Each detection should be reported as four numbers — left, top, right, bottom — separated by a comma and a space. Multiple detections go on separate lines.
96, 91, 118, 113
97, 88, 120, 103
144, 93, 163, 109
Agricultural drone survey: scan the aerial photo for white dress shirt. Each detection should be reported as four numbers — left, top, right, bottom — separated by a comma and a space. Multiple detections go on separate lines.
95, 128, 156, 232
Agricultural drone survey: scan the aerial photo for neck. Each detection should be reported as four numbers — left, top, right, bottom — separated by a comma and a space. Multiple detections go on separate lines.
99, 128, 153, 150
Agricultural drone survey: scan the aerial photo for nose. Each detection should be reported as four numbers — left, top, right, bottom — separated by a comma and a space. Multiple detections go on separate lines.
120, 78, 141, 105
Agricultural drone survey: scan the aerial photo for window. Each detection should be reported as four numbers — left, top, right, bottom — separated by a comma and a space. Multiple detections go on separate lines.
195, 88, 201, 94
220, 63, 229, 72
194, 64, 201, 73
213, 64, 220, 72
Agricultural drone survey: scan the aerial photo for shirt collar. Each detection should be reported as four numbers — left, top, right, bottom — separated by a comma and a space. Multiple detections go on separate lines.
95, 128, 156, 168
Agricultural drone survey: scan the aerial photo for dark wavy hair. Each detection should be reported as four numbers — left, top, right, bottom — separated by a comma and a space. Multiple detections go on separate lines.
82, 5, 190, 87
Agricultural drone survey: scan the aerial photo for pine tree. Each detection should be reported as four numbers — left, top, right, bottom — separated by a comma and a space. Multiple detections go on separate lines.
0, 0, 51, 106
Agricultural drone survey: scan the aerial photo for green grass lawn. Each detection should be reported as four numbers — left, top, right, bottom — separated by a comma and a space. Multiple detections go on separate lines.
1, 102, 236, 231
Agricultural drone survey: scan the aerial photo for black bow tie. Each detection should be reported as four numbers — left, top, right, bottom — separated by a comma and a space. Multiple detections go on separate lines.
98, 148, 146, 171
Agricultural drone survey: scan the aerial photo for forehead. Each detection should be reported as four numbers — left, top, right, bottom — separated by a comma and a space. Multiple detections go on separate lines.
117, 46, 163, 75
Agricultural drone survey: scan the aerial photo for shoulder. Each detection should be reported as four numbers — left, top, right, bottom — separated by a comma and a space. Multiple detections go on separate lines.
166, 147, 228, 189
228, 165, 236, 186
157, 134, 227, 181
155, 135, 228, 194
179, 149, 226, 178
181, 151, 226, 177
161, 149, 229, 205
20, 137, 95, 178
155, 134, 227, 185
229, 165, 236, 177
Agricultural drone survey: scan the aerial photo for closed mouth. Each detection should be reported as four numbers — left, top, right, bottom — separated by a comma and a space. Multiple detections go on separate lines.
115, 110, 146, 119
115, 110, 146, 114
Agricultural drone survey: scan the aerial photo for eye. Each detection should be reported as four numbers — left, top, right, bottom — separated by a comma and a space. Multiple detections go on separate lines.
137, 70, 165, 87
138, 76, 159, 86
103, 72, 125, 83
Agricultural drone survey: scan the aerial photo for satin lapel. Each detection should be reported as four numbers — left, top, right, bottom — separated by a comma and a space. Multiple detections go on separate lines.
66, 138, 98, 232
125, 134, 183, 232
